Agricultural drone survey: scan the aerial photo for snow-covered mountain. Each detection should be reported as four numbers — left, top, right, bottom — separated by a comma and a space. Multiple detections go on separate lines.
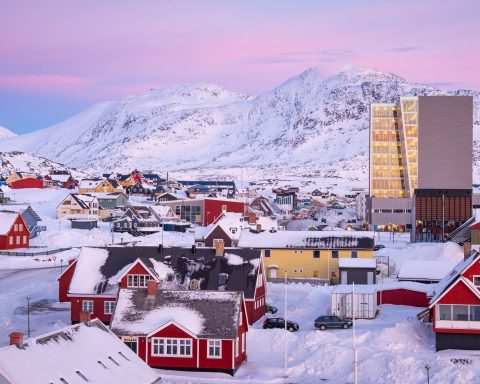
0, 151, 88, 179
0, 126, 16, 139
1, 66, 479, 190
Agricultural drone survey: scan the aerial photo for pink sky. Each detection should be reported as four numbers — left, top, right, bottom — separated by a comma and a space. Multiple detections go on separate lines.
0, 0, 479, 133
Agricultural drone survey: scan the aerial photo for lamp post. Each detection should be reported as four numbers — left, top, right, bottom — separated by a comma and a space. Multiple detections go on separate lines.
425, 364, 431, 384
26, 296, 31, 338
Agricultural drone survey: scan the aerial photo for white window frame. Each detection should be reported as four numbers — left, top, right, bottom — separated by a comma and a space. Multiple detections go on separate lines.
127, 274, 150, 288
14, 224, 18, 231
207, 339, 222, 358
82, 300, 94, 313
151, 338, 192, 357
241, 333, 245, 352
19, 224, 23, 231
22, 235, 27, 244
235, 337, 239, 357
16, 236, 20, 245
8, 236, 13, 245
104, 301, 116, 315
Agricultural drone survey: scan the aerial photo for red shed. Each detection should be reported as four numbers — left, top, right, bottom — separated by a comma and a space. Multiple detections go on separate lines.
0, 212, 30, 250
110, 287, 248, 375
377, 282, 431, 307
10, 177, 46, 189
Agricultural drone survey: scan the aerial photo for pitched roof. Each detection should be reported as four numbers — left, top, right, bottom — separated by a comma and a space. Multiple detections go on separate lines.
0, 319, 160, 384
78, 178, 101, 189
68, 246, 261, 299
0, 204, 42, 222
111, 289, 242, 339
429, 251, 480, 306
238, 230, 375, 249
0, 211, 20, 235
70, 193, 97, 209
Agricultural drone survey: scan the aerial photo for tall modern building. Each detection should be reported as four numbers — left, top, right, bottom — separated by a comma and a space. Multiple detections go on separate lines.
368, 96, 473, 242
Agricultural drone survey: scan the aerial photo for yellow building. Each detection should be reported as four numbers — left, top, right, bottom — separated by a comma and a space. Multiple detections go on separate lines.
237, 230, 375, 282
6, 172, 36, 186
78, 178, 124, 195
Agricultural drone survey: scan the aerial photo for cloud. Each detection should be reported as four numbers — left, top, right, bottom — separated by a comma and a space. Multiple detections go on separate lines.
246, 48, 356, 64
386, 46, 422, 53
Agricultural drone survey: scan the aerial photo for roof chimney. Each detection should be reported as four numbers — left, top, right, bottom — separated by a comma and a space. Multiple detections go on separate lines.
248, 212, 256, 225
214, 239, 224, 257
79, 311, 91, 325
9, 332, 24, 347
256, 223, 262, 232
147, 279, 158, 297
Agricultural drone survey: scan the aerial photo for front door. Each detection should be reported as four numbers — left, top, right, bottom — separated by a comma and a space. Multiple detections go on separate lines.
341, 271, 348, 284
367, 271, 374, 285
269, 268, 277, 278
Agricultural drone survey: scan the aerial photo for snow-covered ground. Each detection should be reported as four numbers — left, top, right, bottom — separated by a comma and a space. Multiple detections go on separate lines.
1, 187, 195, 249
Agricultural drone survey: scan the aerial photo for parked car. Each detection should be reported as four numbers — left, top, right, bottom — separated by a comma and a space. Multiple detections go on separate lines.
374, 244, 385, 251
263, 318, 299, 332
314, 316, 352, 330
321, 218, 327, 223
266, 304, 278, 314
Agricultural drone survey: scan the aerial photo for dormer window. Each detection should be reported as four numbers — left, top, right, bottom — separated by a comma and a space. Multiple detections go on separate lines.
166, 273, 174, 282
218, 273, 229, 286
473, 276, 480, 286
190, 279, 199, 290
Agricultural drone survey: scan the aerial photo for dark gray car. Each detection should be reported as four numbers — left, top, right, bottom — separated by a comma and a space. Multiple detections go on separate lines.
314, 316, 353, 330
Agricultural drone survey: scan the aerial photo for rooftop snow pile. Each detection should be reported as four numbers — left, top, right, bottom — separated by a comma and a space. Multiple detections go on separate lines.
0, 319, 159, 384
111, 289, 242, 339
68, 247, 110, 294
238, 230, 374, 249
397, 260, 457, 281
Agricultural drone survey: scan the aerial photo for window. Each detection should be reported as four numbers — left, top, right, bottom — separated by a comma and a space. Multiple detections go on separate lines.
190, 279, 199, 290
313, 250, 320, 258
351, 251, 358, 258
265, 249, 271, 258
16, 236, 20, 244
332, 250, 339, 258
236, 337, 239, 357
452, 305, 469, 321
23, 235, 27, 244
14, 224, 18, 231
19, 224, 23, 231
474, 276, 480, 286
104, 301, 116, 314
82, 300, 93, 313
8, 236, 13, 245
242, 333, 245, 352
127, 274, 150, 287
167, 273, 174, 282
208, 340, 222, 358
152, 338, 192, 357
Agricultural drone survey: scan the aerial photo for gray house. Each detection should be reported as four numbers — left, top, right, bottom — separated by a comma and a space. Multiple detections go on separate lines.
95, 192, 130, 210
338, 258, 377, 285
0, 204, 46, 238
113, 206, 161, 236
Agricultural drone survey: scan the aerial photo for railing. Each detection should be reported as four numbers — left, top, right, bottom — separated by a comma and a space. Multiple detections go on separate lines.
267, 277, 330, 285
0, 247, 72, 256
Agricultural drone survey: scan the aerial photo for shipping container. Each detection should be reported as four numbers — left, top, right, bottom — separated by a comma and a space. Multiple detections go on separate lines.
331, 285, 377, 319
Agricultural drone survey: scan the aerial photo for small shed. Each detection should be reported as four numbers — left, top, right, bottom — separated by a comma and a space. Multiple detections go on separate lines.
71, 219, 98, 230
331, 285, 377, 319
339, 258, 377, 285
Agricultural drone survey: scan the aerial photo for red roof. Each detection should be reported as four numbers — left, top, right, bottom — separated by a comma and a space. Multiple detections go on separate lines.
469, 222, 480, 229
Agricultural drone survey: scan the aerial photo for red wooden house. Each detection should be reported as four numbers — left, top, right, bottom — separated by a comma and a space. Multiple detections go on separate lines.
58, 243, 266, 325
203, 198, 245, 226
0, 212, 30, 250
110, 284, 248, 375
10, 177, 46, 189
427, 250, 480, 351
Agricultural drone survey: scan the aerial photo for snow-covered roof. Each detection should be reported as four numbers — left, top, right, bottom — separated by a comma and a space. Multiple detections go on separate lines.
111, 289, 242, 339
0, 212, 19, 235
78, 179, 101, 189
338, 258, 377, 269
149, 205, 174, 218
429, 251, 479, 306
238, 230, 374, 249
331, 284, 377, 294
49, 173, 72, 182
0, 319, 160, 384
377, 281, 435, 294
397, 260, 457, 281
67, 246, 262, 299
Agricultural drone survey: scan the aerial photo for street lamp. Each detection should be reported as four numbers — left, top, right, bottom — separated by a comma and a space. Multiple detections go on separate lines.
425, 364, 431, 384
26, 296, 31, 338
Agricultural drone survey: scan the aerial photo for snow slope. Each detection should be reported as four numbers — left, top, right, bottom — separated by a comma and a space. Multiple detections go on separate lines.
1, 66, 479, 190
0, 125, 16, 139
0, 151, 88, 179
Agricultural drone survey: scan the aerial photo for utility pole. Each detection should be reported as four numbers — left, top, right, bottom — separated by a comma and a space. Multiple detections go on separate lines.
284, 270, 288, 379
26, 296, 31, 338
353, 282, 358, 384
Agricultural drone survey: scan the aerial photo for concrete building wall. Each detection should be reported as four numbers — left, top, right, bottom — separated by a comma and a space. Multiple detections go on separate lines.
367, 197, 413, 226
417, 96, 473, 190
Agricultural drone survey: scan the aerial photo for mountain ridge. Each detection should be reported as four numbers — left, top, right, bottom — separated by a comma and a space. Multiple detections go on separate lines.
1, 66, 479, 190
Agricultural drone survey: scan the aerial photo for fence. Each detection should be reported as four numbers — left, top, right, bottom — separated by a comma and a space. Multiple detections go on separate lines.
267, 277, 330, 286
0, 247, 72, 257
